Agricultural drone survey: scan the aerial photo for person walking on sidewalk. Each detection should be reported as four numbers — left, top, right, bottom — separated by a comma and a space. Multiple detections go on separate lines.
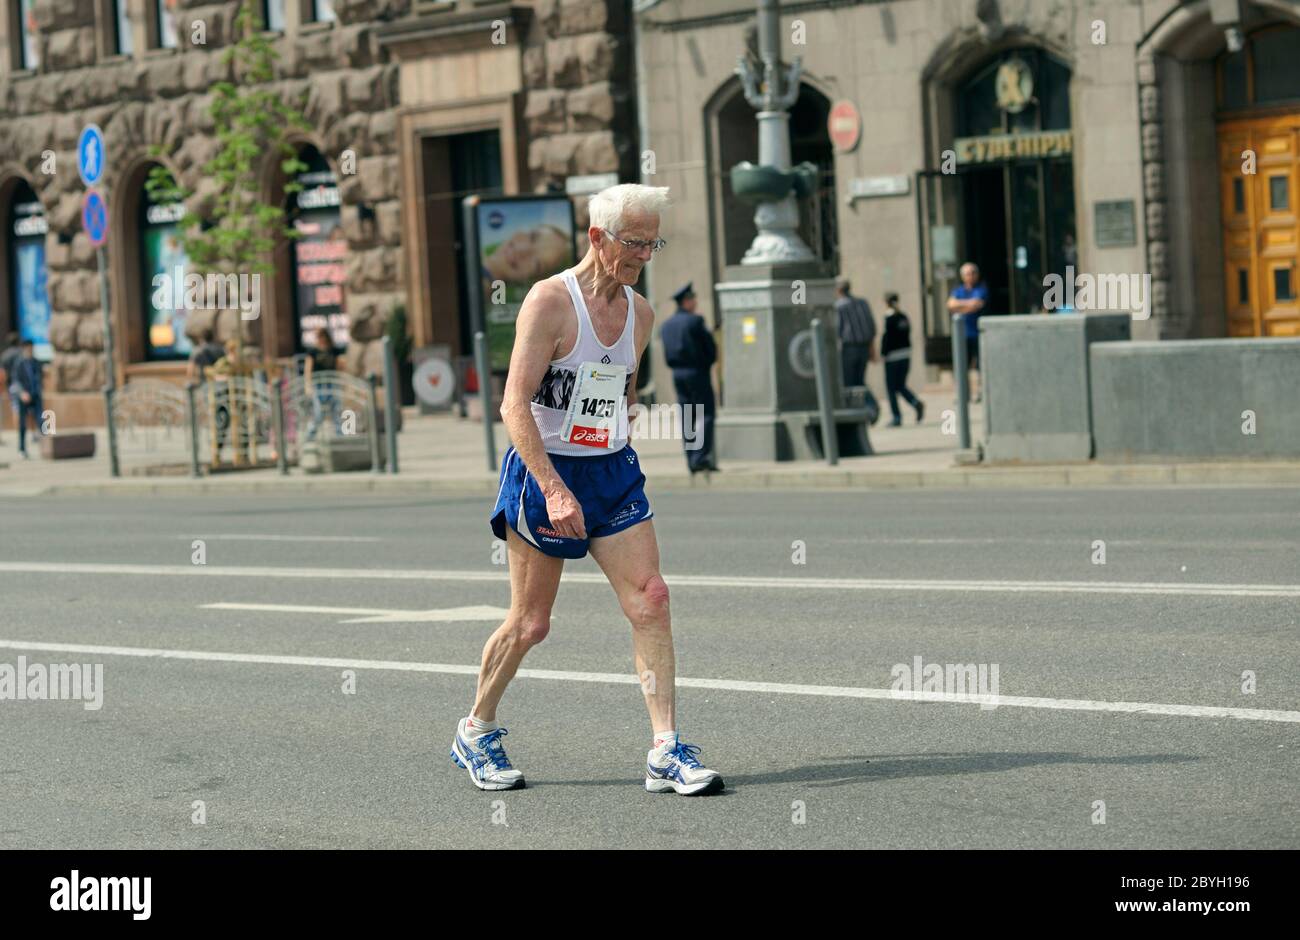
881, 293, 924, 426
451, 183, 724, 796
8, 339, 44, 459
660, 282, 718, 475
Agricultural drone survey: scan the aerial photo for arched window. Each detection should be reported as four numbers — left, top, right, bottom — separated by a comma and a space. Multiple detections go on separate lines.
263, 0, 286, 32
110, 0, 133, 55
138, 167, 192, 361
7, 180, 51, 361
310, 0, 336, 24
14, 0, 39, 69
1218, 25, 1300, 111
710, 81, 838, 272
154, 0, 179, 49
288, 145, 347, 353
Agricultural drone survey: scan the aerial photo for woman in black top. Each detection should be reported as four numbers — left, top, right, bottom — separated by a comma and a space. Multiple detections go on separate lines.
880, 293, 924, 426
305, 328, 341, 439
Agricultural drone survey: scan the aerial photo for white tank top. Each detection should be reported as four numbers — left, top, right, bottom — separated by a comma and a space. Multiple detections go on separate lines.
529, 269, 637, 456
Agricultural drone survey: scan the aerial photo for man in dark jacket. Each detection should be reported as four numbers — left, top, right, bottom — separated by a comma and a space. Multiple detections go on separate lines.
835, 277, 881, 424
7, 339, 44, 458
659, 283, 718, 474
880, 293, 924, 426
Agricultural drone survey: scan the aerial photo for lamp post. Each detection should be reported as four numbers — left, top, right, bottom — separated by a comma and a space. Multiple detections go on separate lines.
734, 0, 815, 265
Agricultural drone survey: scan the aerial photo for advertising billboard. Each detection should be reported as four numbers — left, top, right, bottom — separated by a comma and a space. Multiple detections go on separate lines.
467, 196, 576, 372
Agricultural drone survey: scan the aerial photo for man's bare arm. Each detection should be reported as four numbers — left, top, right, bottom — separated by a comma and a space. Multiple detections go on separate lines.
625, 293, 655, 410
500, 279, 566, 491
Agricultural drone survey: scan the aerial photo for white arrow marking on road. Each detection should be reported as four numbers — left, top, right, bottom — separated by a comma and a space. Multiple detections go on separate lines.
200, 602, 508, 624
3, 561, 1300, 598
2, 638, 1299, 724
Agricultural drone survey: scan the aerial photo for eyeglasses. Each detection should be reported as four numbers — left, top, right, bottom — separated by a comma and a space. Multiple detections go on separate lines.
602, 229, 666, 253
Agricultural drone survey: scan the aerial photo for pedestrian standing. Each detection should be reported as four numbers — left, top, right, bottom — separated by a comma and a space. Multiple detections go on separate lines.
0, 331, 20, 443
659, 282, 718, 474
304, 327, 341, 440
187, 328, 225, 383
8, 339, 44, 459
834, 277, 880, 423
946, 262, 988, 402
880, 293, 924, 426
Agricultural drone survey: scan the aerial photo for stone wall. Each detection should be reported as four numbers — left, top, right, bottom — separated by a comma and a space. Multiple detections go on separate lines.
523, 0, 636, 251
0, 0, 637, 409
0, 0, 410, 394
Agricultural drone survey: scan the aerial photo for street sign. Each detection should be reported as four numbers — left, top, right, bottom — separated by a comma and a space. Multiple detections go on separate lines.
78, 124, 106, 187
82, 190, 109, 247
414, 356, 456, 408
828, 101, 861, 154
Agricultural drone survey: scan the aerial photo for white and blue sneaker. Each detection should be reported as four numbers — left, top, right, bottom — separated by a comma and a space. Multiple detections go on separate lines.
645, 740, 724, 796
450, 719, 526, 791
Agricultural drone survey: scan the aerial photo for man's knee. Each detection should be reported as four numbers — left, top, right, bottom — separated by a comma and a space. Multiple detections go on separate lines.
511, 613, 551, 648
628, 574, 670, 627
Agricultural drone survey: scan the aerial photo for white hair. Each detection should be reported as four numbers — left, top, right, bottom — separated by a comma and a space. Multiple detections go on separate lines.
588, 183, 671, 232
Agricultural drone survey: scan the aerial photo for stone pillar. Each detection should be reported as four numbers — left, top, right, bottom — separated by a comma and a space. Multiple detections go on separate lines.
1137, 53, 1175, 337
715, 263, 871, 460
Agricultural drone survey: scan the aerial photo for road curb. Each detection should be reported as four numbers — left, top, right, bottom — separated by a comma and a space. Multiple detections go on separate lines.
6, 460, 1300, 498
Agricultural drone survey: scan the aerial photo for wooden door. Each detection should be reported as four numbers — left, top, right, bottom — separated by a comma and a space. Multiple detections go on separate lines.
1218, 114, 1300, 337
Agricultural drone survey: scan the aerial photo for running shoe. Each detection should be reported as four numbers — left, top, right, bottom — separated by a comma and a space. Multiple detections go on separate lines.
450, 719, 526, 791
645, 740, 724, 795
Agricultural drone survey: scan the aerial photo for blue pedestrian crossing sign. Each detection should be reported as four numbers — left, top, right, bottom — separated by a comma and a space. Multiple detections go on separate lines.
78, 124, 106, 187
82, 190, 109, 247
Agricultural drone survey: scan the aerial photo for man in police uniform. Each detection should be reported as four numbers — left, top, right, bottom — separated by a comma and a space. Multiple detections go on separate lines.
659, 283, 718, 474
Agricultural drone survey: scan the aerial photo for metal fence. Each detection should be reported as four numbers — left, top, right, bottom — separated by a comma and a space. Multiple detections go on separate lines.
283, 370, 383, 473
106, 380, 190, 475
104, 364, 399, 478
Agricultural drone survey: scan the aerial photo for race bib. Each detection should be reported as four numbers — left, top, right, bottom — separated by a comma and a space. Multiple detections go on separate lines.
561, 362, 626, 449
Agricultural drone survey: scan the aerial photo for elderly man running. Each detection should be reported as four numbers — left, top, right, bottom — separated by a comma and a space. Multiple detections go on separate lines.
450, 183, 724, 796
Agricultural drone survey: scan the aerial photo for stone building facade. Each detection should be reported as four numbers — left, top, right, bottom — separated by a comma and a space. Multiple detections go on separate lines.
0, 0, 637, 426
637, 0, 1300, 398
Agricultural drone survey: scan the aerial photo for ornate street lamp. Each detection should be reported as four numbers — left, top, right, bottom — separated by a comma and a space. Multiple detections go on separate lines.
730, 0, 817, 265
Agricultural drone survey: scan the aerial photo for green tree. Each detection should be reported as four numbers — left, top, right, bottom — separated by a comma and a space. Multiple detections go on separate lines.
146, 0, 312, 354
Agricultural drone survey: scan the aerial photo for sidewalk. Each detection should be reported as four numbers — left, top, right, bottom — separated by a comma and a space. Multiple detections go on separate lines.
2, 387, 1299, 497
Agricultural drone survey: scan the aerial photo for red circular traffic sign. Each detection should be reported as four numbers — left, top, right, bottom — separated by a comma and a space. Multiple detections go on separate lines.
828, 100, 861, 154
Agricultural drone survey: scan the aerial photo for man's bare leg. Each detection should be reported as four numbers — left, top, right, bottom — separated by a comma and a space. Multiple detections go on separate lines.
589, 518, 722, 794
587, 520, 675, 732
471, 527, 565, 721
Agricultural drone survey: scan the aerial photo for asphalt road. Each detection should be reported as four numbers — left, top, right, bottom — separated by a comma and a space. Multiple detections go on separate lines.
1, 485, 1297, 849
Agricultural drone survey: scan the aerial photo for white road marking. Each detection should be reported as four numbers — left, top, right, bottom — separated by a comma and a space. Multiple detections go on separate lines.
1, 638, 1298, 724
2, 561, 1299, 598
201, 602, 509, 624
175, 535, 381, 543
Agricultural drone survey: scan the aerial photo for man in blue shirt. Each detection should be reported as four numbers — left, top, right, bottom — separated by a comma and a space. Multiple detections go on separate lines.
946, 262, 988, 402
7, 339, 44, 458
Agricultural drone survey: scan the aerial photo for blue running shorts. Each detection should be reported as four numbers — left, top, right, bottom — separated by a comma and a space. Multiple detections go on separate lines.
489, 444, 653, 559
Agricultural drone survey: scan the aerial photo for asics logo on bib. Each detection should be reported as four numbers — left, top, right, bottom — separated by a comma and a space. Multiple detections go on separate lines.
570, 426, 610, 446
